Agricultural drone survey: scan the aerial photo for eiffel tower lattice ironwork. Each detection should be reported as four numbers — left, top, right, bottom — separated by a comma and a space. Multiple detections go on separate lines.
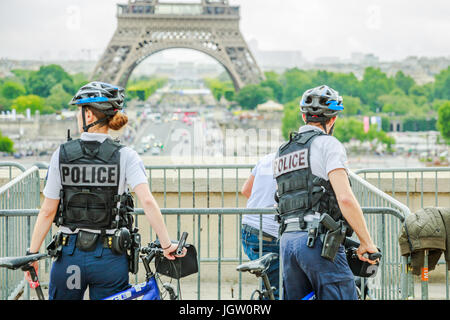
91, 0, 265, 90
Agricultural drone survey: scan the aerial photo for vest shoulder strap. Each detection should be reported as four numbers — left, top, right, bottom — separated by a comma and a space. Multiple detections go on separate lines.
294, 130, 324, 145
96, 138, 124, 162
60, 139, 84, 162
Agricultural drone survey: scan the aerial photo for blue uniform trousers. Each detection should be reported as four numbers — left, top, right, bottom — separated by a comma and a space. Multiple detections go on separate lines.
241, 225, 280, 300
280, 231, 357, 300
48, 233, 129, 300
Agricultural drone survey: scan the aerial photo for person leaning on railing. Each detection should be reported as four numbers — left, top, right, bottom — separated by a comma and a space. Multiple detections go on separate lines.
241, 152, 280, 299
273, 85, 379, 300
24, 82, 185, 300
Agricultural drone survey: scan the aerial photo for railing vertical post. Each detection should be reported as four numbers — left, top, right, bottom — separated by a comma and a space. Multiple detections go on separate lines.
192, 169, 196, 249
401, 256, 409, 299
421, 249, 429, 300
218, 209, 222, 300
177, 169, 181, 240
207, 168, 210, 258
446, 262, 449, 300
238, 212, 243, 300
197, 209, 201, 300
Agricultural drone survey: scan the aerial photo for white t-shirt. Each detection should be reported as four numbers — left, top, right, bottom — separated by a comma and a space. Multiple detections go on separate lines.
242, 153, 279, 238
43, 132, 148, 234
298, 125, 349, 180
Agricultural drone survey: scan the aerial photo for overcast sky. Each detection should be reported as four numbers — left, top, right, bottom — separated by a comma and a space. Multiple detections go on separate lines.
0, 0, 449, 62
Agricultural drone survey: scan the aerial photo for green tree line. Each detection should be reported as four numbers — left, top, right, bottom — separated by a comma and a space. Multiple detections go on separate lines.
205, 66, 450, 144
0, 64, 169, 152
0, 64, 168, 115
126, 77, 168, 101
0, 65, 89, 115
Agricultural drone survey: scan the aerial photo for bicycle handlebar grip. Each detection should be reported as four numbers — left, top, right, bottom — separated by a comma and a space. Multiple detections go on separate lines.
367, 252, 382, 261
176, 232, 188, 256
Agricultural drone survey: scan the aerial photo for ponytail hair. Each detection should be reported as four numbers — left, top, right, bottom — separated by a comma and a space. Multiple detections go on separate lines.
84, 106, 129, 131
107, 112, 128, 131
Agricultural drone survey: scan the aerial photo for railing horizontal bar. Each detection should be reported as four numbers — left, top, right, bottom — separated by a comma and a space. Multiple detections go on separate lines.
0, 167, 40, 195
145, 165, 254, 170
0, 207, 403, 218
0, 162, 27, 172
355, 167, 450, 174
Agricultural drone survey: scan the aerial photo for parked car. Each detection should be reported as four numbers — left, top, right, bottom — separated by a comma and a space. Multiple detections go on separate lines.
150, 147, 161, 156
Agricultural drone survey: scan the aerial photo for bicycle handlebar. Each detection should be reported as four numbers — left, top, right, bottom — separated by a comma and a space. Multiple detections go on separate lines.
140, 232, 189, 260
344, 237, 382, 262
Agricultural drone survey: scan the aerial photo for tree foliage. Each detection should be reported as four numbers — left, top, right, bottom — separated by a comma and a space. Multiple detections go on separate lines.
1, 81, 26, 100
235, 84, 273, 110
334, 118, 395, 150
126, 78, 168, 101
281, 98, 302, 140
0, 130, 14, 153
359, 67, 395, 111
437, 101, 450, 144
434, 66, 450, 100
204, 78, 234, 102
27, 64, 74, 97
11, 95, 52, 114
394, 71, 415, 94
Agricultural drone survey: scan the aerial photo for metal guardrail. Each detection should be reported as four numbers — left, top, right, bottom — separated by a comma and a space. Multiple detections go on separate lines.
355, 167, 450, 208
354, 167, 450, 300
348, 170, 411, 299
0, 206, 405, 301
1, 162, 449, 300
0, 162, 27, 182
0, 166, 41, 300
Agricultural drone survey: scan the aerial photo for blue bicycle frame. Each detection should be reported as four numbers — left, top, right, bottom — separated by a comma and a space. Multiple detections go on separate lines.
301, 291, 316, 300
103, 277, 161, 300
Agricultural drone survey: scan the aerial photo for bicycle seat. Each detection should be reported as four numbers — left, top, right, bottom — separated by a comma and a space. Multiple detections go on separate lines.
0, 253, 48, 270
236, 253, 278, 275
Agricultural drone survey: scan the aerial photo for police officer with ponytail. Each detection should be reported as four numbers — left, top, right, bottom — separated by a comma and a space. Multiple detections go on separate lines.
24, 82, 185, 300
274, 85, 379, 300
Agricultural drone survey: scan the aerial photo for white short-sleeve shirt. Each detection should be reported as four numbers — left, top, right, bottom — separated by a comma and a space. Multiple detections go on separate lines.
43, 132, 148, 234
298, 125, 349, 180
242, 152, 280, 238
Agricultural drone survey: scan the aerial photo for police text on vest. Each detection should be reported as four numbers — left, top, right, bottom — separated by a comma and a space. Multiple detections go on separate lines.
60, 164, 118, 186
273, 149, 308, 178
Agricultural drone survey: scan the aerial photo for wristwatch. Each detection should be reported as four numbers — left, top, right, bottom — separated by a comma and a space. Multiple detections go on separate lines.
26, 248, 38, 256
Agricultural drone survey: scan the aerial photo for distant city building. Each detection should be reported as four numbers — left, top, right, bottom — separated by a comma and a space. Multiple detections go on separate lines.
249, 39, 305, 72
314, 56, 342, 65
256, 100, 283, 112
350, 52, 379, 66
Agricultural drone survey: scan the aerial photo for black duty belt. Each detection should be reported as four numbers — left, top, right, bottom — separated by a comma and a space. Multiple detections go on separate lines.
58, 232, 114, 250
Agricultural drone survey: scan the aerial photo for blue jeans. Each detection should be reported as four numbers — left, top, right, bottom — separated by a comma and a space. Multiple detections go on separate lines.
241, 224, 280, 300
48, 233, 129, 300
280, 231, 357, 300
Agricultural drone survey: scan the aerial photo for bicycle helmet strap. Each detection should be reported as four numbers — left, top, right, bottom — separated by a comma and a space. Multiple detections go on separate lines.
81, 105, 110, 133
306, 115, 329, 135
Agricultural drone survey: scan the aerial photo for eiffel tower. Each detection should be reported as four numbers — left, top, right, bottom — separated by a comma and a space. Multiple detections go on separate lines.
91, 0, 265, 90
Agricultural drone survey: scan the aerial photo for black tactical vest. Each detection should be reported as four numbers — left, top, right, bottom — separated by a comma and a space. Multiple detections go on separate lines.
274, 130, 343, 227
57, 138, 124, 231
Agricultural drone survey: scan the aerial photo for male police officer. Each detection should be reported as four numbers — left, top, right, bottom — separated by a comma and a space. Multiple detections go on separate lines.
274, 85, 378, 300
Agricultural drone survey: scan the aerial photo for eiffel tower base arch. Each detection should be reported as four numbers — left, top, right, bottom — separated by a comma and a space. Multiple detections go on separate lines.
91, 1, 265, 91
